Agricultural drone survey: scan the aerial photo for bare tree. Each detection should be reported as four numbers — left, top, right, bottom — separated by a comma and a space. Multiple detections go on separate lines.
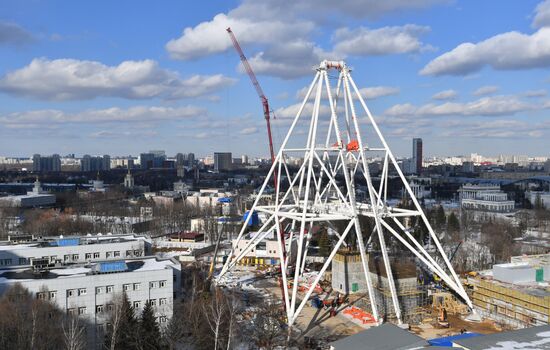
62, 315, 86, 350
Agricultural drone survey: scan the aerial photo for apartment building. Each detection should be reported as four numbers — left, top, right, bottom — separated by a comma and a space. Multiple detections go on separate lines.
0, 256, 181, 348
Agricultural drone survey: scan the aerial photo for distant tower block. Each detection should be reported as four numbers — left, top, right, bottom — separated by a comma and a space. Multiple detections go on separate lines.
124, 169, 134, 189
177, 166, 185, 178
217, 60, 474, 327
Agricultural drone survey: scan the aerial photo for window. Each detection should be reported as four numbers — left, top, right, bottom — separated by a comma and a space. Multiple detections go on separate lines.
106, 252, 112, 259
72, 254, 79, 260
159, 298, 167, 306
78, 288, 87, 296
67, 289, 76, 297
18, 258, 27, 265
106, 285, 114, 293
96, 305, 104, 314
114, 251, 120, 257
159, 316, 167, 323
133, 283, 141, 291
96, 324, 104, 333
106, 304, 114, 312
36, 292, 47, 300
78, 307, 87, 315
85, 253, 92, 260
49, 291, 57, 300
93, 252, 100, 259
123, 284, 131, 292
126, 250, 132, 257
0, 258, 12, 266
133, 301, 140, 309
159, 280, 167, 288
133, 250, 141, 257
67, 308, 76, 316
149, 299, 157, 307
64, 255, 71, 262
149, 282, 157, 289
96, 287, 103, 295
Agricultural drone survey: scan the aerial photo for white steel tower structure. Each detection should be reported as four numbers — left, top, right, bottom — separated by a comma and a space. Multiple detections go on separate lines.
218, 60, 474, 327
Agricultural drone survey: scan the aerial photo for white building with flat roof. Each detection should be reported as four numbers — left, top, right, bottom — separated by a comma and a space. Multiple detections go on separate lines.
459, 184, 515, 213
0, 256, 181, 348
0, 179, 55, 208
0, 233, 151, 268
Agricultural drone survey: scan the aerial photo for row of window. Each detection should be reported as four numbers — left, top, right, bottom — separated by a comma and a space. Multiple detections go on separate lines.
66, 298, 169, 317
15, 249, 144, 267
96, 315, 167, 333
122, 280, 167, 292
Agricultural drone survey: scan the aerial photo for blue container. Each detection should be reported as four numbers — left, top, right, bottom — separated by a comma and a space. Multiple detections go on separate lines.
218, 197, 233, 203
428, 333, 481, 346
98, 261, 128, 273
56, 238, 80, 247
243, 211, 260, 226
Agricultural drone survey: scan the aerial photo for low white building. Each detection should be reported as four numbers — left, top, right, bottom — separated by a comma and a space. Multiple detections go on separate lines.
0, 256, 181, 347
0, 233, 151, 268
0, 179, 55, 208
459, 184, 515, 213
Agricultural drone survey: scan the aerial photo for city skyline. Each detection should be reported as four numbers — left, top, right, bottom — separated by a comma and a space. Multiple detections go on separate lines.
2, 1, 550, 157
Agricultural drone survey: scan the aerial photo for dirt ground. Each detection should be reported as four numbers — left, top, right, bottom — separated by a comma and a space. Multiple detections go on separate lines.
411, 313, 501, 339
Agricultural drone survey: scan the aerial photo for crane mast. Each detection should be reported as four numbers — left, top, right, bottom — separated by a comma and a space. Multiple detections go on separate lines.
226, 27, 276, 163
226, 27, 288, 315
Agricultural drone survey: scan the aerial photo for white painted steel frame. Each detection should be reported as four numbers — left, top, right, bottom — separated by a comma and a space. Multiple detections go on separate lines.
217, 60, 474, 327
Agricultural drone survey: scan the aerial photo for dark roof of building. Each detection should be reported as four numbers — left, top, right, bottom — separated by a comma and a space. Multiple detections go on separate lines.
329, 323, 428, 350
454, 325, 550, 349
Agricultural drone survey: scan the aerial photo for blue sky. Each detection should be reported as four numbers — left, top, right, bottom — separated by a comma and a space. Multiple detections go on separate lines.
1, 0, 550, 158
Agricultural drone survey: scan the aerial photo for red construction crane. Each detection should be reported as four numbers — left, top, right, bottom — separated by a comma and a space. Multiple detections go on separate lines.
226, 27, 288, 315
226, 27, 276, 163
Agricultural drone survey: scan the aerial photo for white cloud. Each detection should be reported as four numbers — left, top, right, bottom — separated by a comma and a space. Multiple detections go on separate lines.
0, 21, 34, 45
239, 127, 258, 135
333, 25, 431, 56
165, 13, 314, 60
243, 40, 334, 79
420, 27, 550, 76
473, 85, 499, 96
0, 58, 235, 101
359, 86, 400, 99
431, 89, 457, 100
524, 89, 547, 97
441, 119, 545, 138
90, 130, 158, 138
0, 105, 206, 126
385, 95, 533, 117
533, 0, 550, 28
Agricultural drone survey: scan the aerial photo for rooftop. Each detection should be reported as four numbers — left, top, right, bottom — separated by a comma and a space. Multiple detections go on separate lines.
0, 256, 178, 283
0, 233, 149, 251
454, 324, 550, 349
329, 323, 428, 350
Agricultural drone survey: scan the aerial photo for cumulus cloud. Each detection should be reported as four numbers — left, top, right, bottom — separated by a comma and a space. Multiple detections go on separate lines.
90, 130, 158, 138
0, 105, 206, 127
333, 25, 431, 56
524, 89, 547, 97
165, 0, 444, 78
0, 58, 235, 101
239, 127, 258, 135
441, 119, 545, 138
384, 95, 533, 117
473, 85, 499, 96
243, 40, 334, 79
0, 21, 34, 45
431, 89, 457, 100
359, 86, 400, 99
420, 27, 550, 76
533, 0, 550, 28
166, 14, 315, 60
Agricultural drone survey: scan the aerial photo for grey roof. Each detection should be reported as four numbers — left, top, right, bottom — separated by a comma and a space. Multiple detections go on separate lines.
329, 323, 428, 350
454, 325, 550, 349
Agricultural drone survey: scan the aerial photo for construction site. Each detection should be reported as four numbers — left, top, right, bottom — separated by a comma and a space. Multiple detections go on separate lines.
212, 27, 509, 349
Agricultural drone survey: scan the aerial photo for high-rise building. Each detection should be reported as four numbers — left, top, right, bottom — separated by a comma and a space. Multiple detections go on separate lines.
175, 153, 185, 167
187, 153, 195, 166
32, 154, 61, 173
81, 155, 111, 172
214, 152, 232, 171
242, 155, 249, 165
412, 138, 423, 175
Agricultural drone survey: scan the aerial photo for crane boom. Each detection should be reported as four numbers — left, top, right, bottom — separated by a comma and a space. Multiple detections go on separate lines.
226, 27, 276, 163
226, 27, 288, 317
